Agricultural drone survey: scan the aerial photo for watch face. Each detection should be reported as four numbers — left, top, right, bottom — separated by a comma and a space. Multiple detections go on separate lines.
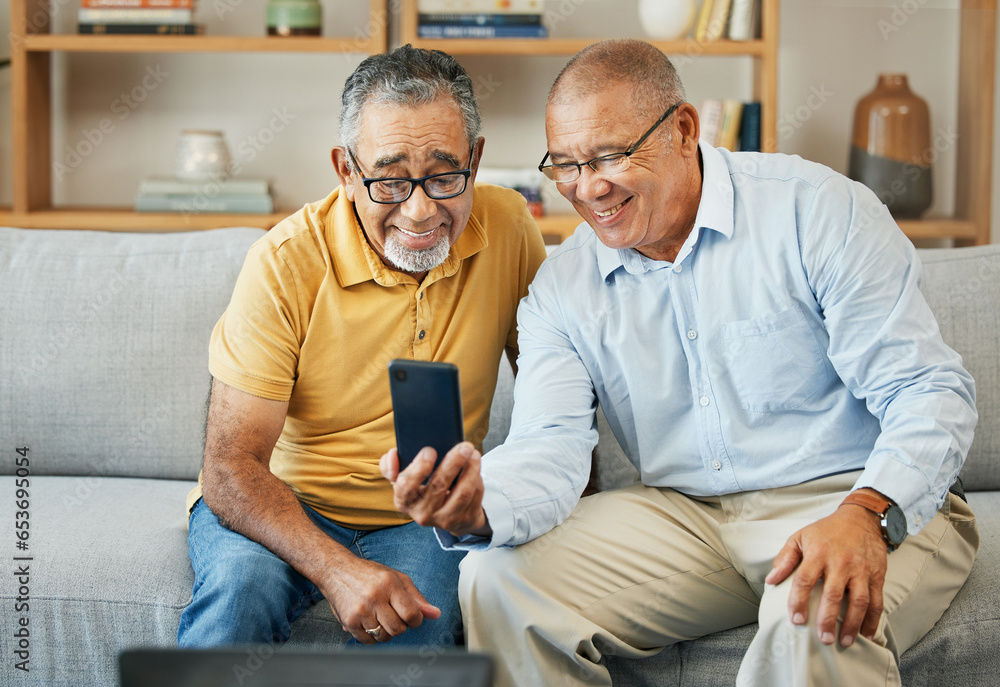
885, 506, 908, 546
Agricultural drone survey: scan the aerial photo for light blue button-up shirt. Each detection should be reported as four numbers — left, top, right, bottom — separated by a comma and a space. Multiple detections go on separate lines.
454, 143, 976, 550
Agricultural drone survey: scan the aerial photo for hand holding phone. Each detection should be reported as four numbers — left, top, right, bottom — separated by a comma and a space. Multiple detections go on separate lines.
388, 360, 465, 476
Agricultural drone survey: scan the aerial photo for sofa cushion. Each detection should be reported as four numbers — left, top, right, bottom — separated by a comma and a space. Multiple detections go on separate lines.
0, 473, 352, 687
0, 476, 196, 687
0, 227, 264, 480
919, 245, 1000, 491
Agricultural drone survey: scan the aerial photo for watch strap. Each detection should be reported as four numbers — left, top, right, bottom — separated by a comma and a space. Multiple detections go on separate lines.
841, 490, 891, 516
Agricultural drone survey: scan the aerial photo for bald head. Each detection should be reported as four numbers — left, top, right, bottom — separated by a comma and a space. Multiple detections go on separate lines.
548, 39, 686, 121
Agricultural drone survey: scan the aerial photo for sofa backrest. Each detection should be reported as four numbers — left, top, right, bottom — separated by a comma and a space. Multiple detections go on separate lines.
486, 244, 1000, 494
919, 244, 1000, 491
0, 226, 264, 480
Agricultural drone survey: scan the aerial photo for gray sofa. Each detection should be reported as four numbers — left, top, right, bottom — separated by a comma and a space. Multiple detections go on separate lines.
0, 225, 997, 687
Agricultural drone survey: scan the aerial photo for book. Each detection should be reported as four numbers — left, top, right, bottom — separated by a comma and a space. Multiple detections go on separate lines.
417, 23, 548, 38
717, 99, 743, 150
417, 13, 543, 26
134, 192, 274, 214
78, 8, 194, 24
703, 0, 732, 41
417, 0, 544, 12
698, 99, 724, 146
81, 0, 194, 7
78, 22, 203, 34
694, 0, 715, 42
137, 176, 270, 196
727, 0, 759, 41
738, 101, 761, 151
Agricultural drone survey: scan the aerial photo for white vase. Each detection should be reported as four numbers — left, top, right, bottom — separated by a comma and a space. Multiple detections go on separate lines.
638, 0, 697, 40
174, 130, 232, 181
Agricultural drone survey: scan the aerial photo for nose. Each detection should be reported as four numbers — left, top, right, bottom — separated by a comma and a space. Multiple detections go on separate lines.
399, 183, 437, 222
570, 164, 612, 202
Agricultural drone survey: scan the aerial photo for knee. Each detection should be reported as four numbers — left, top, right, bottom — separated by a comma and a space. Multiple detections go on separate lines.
459, 548, 517, 609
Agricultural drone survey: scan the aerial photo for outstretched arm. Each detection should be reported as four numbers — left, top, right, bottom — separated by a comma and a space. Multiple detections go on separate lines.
201, 378, 439, 643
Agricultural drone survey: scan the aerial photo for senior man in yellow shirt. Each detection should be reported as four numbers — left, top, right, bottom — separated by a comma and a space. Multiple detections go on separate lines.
176, 45, 546, 649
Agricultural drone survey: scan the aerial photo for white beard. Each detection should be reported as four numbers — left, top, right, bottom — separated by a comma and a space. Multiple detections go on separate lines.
383, 230, 452, 274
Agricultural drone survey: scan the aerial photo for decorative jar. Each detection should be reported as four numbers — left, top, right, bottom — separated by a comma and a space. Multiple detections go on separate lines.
174, 130, 232, 182
637, 0, 697, 40
267, 0, 322, 37
848, 73, 933, 219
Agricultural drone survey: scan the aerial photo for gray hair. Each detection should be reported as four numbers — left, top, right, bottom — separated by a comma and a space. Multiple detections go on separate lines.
549, 39, 687, 122
339, 44, 482, 157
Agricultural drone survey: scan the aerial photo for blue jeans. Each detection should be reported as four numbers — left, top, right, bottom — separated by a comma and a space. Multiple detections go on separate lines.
177, 499, 465, 649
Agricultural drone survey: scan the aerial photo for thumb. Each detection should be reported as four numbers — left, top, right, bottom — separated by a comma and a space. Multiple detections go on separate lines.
765, 536, 803, 586
419, 600, 442, 619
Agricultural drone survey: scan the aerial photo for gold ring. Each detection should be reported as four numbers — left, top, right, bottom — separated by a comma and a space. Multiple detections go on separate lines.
365, 624, 382, 639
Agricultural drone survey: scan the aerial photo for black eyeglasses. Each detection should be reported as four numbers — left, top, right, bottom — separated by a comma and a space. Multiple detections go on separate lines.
538, 101, 683, 183
347, 147, 474, 204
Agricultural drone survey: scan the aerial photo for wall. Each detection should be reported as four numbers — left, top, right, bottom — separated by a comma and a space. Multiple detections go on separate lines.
0, 0, 997, 242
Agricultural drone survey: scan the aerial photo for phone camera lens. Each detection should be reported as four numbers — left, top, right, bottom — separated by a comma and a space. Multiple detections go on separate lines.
394, 370, 407, 382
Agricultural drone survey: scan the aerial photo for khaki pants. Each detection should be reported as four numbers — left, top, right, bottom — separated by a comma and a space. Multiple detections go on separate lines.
459, 472, 978, 687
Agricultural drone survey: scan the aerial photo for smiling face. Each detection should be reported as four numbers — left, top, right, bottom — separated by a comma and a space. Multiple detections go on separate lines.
544, 82, 702, 262
333, 97, 483, 278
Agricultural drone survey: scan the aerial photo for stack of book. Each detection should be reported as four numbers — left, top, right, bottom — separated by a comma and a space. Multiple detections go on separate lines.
694, 0, 761, 42
698, 100, 761, 152
78, 0, 203, 35
417, 0, 547, 39
134, 176, 274, 214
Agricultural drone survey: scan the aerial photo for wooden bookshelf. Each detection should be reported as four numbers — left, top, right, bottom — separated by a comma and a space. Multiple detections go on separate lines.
7, 0, 388, 231
5, 207, 288, 232
400, 0, 994, 246
400, 0, 780, 153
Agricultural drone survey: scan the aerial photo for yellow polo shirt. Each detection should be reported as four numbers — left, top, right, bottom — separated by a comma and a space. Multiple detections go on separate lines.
188, 183, 546, 528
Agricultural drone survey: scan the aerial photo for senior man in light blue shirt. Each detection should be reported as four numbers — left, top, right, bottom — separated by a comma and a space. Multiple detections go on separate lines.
381, 39, 979, 687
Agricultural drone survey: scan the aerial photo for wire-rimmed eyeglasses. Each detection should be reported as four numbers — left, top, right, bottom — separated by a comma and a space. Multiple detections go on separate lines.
538, 101, 683, 183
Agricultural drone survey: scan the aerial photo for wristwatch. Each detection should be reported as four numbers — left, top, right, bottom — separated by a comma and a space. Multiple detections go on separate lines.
841, 490, 908, 552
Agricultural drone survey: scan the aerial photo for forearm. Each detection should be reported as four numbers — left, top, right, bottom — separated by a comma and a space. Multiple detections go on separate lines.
200, 378, 355, 587
202, 458, 355, 584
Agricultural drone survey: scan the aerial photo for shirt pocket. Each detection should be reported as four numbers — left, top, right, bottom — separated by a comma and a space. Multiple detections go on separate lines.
721, 305, 830, 413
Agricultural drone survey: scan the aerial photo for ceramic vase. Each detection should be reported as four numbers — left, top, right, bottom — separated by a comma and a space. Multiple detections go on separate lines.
638, 0, 697, 40
848, 73, 933, 219
174, 130, 231, 181
267, 0, 322, 37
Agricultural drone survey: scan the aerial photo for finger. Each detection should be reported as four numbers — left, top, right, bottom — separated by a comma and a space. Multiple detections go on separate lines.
814, 573, 849, 646
399, 446, 438, 486
858, 577, 884, 641
380, 448, 400, 483
371, 612, 404, 642
765, 540, 802, 587
393, 448, 437, 512
426, 442, 477, 494
350, 622, 378, 645
433, 452, 486, 532
786, 561, 823, 627
388, 581, 440, 630
837, 576, 871, 647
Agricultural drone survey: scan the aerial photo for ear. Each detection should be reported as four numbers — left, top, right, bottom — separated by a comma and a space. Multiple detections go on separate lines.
675, 103, 701, 158
468, 137, 486, 183
331, 147, 356, 202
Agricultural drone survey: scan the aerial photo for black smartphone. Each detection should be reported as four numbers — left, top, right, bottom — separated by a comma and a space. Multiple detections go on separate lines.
388, 359, 465, 473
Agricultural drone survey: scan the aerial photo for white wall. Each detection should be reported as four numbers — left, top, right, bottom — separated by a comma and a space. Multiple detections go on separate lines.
0, 0, 997, 242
